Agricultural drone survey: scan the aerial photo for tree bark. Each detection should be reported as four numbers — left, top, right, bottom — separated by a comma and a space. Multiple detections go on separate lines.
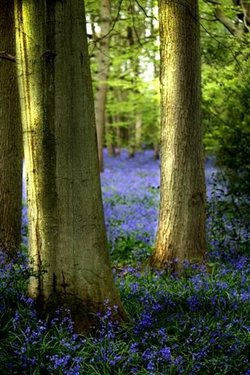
0, 0, 22, 258
95, 0, 111, 172
150, 0, 206, 270
15, 0, 125, 332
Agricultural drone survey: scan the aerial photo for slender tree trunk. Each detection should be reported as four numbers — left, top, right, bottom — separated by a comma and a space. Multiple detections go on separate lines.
128, 126, 135, 158
108, 143, 116, 156
15, 0, 125, 332
150, 1, 160, 155
150, 0, 206, 270
127, 24, 141, 157
95, 0, 111, 172
135, 113, 142, 151
116, 123, 121, 155
153, 143, 159, 160
107, 116, 116, 156
127, 25, 136, 158
0, 0, 22, 258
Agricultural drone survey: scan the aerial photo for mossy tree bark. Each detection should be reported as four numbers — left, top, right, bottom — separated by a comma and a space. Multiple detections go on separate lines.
150, 0, 206, 270
15, 0, 125, 332
0, 0, 22, 258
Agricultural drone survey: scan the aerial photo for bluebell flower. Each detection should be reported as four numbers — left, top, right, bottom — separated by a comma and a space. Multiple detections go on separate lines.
159, 346, 171, 361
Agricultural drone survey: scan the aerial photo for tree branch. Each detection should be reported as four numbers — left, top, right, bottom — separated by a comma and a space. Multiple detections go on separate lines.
0, 51, 16, 62
204, 0, 222, 5
214, 6, 243, 37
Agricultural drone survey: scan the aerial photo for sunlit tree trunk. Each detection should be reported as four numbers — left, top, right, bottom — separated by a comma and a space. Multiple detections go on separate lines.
0, 0, 22, 257
15, 0, 125, 332
150, 0, 206, 269
95, 0, 111, 172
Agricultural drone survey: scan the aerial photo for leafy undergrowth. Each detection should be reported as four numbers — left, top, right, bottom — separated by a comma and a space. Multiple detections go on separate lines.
1, 150, 249, 374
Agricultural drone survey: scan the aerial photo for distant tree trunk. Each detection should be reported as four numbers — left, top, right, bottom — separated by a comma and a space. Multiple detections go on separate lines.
128, 128, 135, 158
15, 0, 125, 332
135, 113, 142, 151
116, 123, 121, 155
107, 116, 116, 156
126, 25, 136, 158
127, 23, 142, 157
95, 0, 111, 172
150, 0, 206, 270
153, 143, 159, 160
108, 143, 116, 156
150, 2, 160, 156
0, 0, 22, 258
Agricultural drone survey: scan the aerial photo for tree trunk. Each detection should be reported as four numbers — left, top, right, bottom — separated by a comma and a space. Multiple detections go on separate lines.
0, 0, 22, 258
135, 113, 142, 151
128, 123, 135, 158
107, 116, 117, 156
15, 0, 125, 332
127, 24, 139, 157
116, 122, 121, 155
95, 0, 111, 172
153, 143, 159, 160
150, 0, 206, 270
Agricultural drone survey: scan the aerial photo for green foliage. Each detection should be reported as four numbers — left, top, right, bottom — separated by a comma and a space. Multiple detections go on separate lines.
86, 0, 160, 150
217, 125, 250, 195
87, 0, 250, 197
201, 0, 250, 195
207, 173, 249, 262
110, 235, 152, 265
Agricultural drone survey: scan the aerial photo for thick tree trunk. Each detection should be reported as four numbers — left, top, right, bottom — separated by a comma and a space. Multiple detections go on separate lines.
15, 0, 125, 332
0, 0, 22, 257
95, 0, 111, 172
150, 0, 206, 269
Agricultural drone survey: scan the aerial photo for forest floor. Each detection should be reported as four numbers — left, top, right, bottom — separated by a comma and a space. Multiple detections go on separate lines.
1, 150, 249, 374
